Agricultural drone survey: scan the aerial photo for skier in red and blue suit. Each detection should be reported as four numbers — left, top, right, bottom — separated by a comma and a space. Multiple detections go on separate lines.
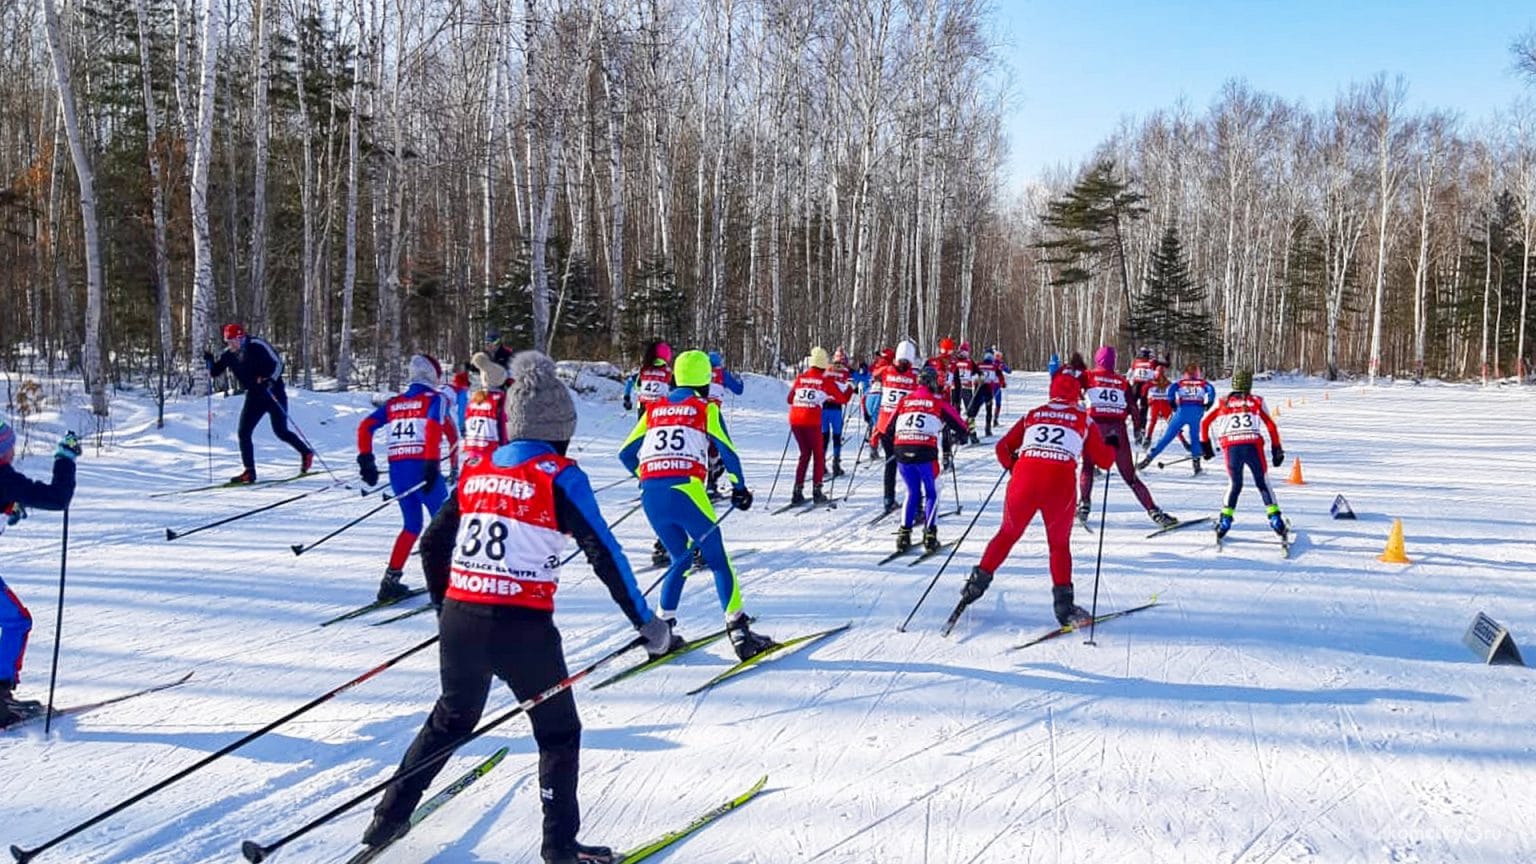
619, 349, 774, 661
1200, 367, 1287, 539
883, 367, 969, 555
0, 421, 79, 726
357, 354, 459, 603
1137, 362, 1216, 475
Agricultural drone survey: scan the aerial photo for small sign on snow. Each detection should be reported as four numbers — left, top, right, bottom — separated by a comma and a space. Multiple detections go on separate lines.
1463, 612, 1525, 667
1330, 494, 1356, 519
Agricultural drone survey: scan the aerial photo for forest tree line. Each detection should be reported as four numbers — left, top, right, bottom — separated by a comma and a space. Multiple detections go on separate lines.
2, 1, 1534, 419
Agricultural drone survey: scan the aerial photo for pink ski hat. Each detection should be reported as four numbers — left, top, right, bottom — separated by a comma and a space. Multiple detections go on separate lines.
1095, 345, 1116, 370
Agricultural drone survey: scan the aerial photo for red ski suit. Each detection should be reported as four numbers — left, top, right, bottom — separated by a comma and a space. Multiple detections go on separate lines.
979, 396, 1116, 586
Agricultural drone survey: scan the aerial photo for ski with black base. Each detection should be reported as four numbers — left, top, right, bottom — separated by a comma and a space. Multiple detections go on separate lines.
613, 774, 768, 862
878, 545, 916, 566
320, 588, 429, 627
1, 672, 194, 733
148, 472, 319, 498
1145, 515, 1213, 539
794, 500, 838, 516
866, 504, 900, 527
370, 602, 436, 627
340, 747, 509, 864
770, 499, 811, 515
1009, 600, 1160, 650
686, 622, 850, 696
591, 623, 737, 691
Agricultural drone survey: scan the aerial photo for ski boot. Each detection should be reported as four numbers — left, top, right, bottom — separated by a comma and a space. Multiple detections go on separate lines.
832, 456, 845, 477
1076, 500, 1092, 524
883, 495, 899, 515
377, 568, 413, 603
691, 547, 706, 571
1267, 507, 1287, 536
967, 421, 980, 445
922, 526, 940, 553
650, 540, 670, 569
1148, 508, 1177, 528
0, 680, 43, 726
301, 450, 315, 474
942, 452, 955, 472
960, 565, 993, 606
1135, 455, 1153, 471
812, 484, 829, 505
229, 468, 256, 485
726, 613, 776, 661
1191, 457, 1202, 476
895, 526, 912, 553
1216, 510, 1234, 540
360, 812, 410, 848
543, 842, 615, 864
1052, 584, 1092, 628
789, 486, 807, 506
654, 612, 686, 654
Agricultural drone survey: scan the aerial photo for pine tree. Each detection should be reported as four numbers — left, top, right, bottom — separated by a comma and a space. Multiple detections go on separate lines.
1133, 224, 1214, 364
1037, 159, 1148, 335
620, 255, 688, 357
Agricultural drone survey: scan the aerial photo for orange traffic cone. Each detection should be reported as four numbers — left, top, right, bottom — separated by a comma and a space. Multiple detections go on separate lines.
1273, 407, 1282, 418
1378, 519, 1411, 564
1287, 398, 1293, 409
1287, 457, 1305, 485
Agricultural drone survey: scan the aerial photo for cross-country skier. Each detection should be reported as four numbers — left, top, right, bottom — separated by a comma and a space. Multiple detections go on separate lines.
1079, 346, 1176, 527
356, 355, 459, 603
363, 351, 671, 864
460, 353, 510, 464
871, 340, 922, 513
863, 347, 893, 429
884, 367, 969, 554
929, 337, 960, 413
204, 323, 315, 484
1126, 346, 1158, 444
785, 347, 844, 505
952, 342, 981, 444
969, 350, 1003, 437
482, 328, 514, 369
1143, 360, 1174, 445
989, 346, 1012, 417
1200, 367, 1287, 539
619, 349, 774, 661
821, 347, 856, 477
1137, 362, 1215, 474
954, 372, 1117, 627
622, 340, 672, 418
0, 423, 78, 726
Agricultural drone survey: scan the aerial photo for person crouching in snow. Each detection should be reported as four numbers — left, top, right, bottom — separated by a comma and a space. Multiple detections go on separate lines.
356, 354, 459, 603
954, 372, 1117, 628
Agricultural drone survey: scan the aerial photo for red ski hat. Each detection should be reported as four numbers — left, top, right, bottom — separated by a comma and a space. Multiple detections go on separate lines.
1049, 371, 1083, 404
222, 323, 246, 341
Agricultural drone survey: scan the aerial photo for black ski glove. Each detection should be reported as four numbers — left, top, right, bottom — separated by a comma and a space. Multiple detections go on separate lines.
622, 395, 633, 412
202, 351, 215, 370
1271, 446, 1285, 467
731, 486, 754, 511
1200, 441, 1215, 460
358, 452, 379, 486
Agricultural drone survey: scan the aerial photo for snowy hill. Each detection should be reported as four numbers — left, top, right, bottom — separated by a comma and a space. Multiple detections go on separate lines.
2, 372, 1534, 863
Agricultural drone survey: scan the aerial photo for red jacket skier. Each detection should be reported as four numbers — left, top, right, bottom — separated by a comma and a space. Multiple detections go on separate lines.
955, 372, 1117, 627
786, 347, 844, 504
1079, 346, 1177, 528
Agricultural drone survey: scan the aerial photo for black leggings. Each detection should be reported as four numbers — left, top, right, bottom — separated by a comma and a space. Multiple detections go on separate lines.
237, 382, 310, 469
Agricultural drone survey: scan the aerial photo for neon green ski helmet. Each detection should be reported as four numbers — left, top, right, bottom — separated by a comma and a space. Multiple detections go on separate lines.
673, 349, 713, 388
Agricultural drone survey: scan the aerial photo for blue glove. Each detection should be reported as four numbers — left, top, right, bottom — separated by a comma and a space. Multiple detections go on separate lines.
55, 431, 82, 460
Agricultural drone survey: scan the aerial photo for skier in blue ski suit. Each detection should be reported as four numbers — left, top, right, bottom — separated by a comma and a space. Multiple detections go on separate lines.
0, 422, 79, 724
1138, 363, 1216, 474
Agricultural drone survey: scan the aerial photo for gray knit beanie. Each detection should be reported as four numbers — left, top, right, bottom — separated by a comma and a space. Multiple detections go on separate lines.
504, 351, 577, 443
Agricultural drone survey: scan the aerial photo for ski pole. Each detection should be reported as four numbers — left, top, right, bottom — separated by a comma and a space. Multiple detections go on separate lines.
764, 430, 792, 506
9, 636, 440, 864
1156, 455, 1192, 469
42, 508, 68, 737
1085, 468, 1113, 646
558, 501, 643, 568
238, 635, 645, 864
949, 446, 962, 515
592, 475, 635, 495
205, 370, 214, 482
267, 389, 339, 481
897, 467, 1007, 633
164, 479, 345, 541
643, 506, 736, 597
292, 479, 427, 555
838, 432, 869, 503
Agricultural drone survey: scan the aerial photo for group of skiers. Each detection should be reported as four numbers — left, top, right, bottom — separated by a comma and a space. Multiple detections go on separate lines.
0, 323, 1292, 864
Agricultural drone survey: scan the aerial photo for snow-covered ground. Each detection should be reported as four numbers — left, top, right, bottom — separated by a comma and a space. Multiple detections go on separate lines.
2, 370, 1534, 863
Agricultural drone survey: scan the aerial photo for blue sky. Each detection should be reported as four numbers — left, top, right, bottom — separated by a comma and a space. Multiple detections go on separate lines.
994, 0, 1536, 189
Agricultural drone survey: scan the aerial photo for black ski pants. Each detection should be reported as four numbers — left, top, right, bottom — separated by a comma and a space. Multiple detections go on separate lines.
237, 381, 310, 470
375, 602, 582, 857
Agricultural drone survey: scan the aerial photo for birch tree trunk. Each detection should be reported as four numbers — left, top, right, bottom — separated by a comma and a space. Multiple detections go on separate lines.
132, 0, 172, 422
249, 0, 272, 333
336, 0, 365, 391
40, 0, 109, 416
186, 0, 221, 390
